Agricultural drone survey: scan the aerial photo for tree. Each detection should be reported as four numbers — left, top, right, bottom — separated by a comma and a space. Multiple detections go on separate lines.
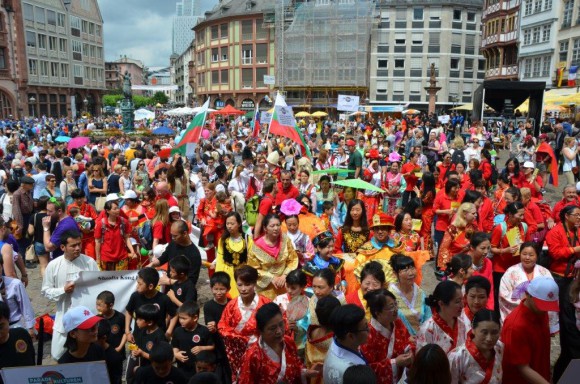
151, 91, 169, 105
103, 94, 123, 107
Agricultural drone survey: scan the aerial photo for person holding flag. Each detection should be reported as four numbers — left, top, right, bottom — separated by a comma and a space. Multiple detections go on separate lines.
171, 99, 211, 156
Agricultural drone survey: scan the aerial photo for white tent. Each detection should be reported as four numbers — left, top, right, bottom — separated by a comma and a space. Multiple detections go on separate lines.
134, 108, 155, 120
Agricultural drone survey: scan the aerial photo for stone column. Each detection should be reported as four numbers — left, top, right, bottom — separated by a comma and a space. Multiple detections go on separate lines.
424, 63, 442, 115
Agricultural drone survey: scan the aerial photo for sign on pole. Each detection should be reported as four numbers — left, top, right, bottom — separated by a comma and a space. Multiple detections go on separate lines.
1, 362, 110, 384
264, 75, 275, 85
261, 111, 273, 124
337, 95, 360, 112
274, 105, 296, 127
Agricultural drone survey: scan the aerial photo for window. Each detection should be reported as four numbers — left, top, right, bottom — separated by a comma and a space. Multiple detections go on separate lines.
38, 34, 46, 49
560, 40, 569, 62
89, 22, 95, 35
26, 31, 36, 47
82, 43, 89, 56
47, 10, 56, 26
544, 0, 552, 10
478, 59, 486, 71
242, 20, 253, 40
410, 57, 422, 69
392, 82, 404, 93
523, 29, 531, 45
96, 25, 101, 36
28, 59, 37, 75
542, 55, 551, 76
49, 36, 57, 51
464, 58, 474, 70
524, 0, 533, 15
395, 38, 406, 45
220, 24, 228, 38
220, 69, 228, 84
429, 32, 440, 46
378, 59, 388, 68
73, 64, 83, 77
211, 48, 218, 62
57, 13, 65, 27
413, 8, 423, 20
450, 58, 459, 69
542, 24, 550, 42
82, 20, 88, 33
50, 62, 59, 77
70, 15, 80, 34
97, 47, 102, 59
0, 48, 5, 70
394, 59, 405, 68
59, 38, 67, 52
256, 44, 267, 63
467, 12, 476, 22
23, 3, 34, 21
211, 70, 219, 84
523, 59, 532, 78
572, 38, 580, 65
396, 9, 406, 20
35, 7, 45, 24
532, 57, 542, 77
376, 81, 387, 93
221, 47, 228, 61
242, 44, 253, 65
60, 63, 68, 78
39, 60, 48, 76
563, 0, 573, 27
534, 0, 542, 12
453, 10, 461, 21
531, 26, 540, 44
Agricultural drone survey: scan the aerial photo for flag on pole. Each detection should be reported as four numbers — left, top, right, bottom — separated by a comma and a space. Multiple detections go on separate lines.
569, 66, 578, 87
171, 98, 210, 155
251, 105, 261, 138
268, 93, 312, 158
557, 67, 565, 87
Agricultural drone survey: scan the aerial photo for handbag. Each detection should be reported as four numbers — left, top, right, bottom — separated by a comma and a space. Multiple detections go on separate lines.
25, 244, 37, 261
95, 195, 106, 211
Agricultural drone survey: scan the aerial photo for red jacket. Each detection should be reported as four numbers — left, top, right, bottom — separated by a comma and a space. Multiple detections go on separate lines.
479, 159, 493, 182
478, 196, 495, 232
552, 198, 580, 223
545, 222, 580, 277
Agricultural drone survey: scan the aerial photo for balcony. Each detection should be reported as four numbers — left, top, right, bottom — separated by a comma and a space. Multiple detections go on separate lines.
481, 31, 518, 48
242, 57, 253, 65
485, 64, 519, 79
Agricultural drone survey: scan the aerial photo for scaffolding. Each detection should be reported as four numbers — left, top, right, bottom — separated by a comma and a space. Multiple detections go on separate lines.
275, 0, 375, 92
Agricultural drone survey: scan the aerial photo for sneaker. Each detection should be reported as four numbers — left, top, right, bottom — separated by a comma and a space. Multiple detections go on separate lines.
25, 261, 37, 269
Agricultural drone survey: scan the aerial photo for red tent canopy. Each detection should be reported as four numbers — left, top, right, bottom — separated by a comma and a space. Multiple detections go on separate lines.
211, 105, 245, 116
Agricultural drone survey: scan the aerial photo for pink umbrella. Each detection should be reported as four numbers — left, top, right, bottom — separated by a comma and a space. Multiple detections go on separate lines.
68, 136, 90, 150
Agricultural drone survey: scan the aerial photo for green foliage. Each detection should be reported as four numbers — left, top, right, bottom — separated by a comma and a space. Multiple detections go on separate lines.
151, 91, 169, 105
102, 94, 154, 108
103, 94, 123, 107
133, 95, 151, 108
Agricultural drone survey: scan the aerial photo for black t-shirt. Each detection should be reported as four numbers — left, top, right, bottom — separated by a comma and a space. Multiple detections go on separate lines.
104, 345, 124, 384
170, 324, 214, 375
0, 328, 35, 384
134, 327, 167, 366
126, 291, 177, 331
133, 365, 188, 384
158, 241, 202, 287
107, 174, 121, 194
101, 310, 126, 352
203, 299, 230, 325
58, 343, 106, 364
170, 279, 196, 304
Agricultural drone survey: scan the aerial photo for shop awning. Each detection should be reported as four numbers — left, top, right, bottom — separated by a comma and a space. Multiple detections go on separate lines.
359, 105, 405, 113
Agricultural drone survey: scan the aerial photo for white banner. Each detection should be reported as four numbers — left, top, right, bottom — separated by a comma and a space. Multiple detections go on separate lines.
132, 85, 178, 91
263, 75, 275, 85
261, 111, 273, 124
337, 95, 360, 112
1, 362, 109, 384
71, 270, 140, 314
71, 95, 77, 119
438, 115, 450, 124
274, 105, 296, 127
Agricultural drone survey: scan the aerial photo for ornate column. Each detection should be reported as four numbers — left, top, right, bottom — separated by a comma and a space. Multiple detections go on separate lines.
424, 63, 441, 115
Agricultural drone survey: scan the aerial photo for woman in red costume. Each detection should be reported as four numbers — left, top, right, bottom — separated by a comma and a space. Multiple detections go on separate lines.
218, 265, 271, 382
197, 182, 219, 271
67, 189, 98, 259
438, 202, 478, 271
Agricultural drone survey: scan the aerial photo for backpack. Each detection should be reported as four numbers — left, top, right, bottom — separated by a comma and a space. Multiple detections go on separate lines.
137, 220, 153, 250
100, 217, 127, 240
245, 195, 260, 226
51, 160, 63, 184
490, 164, 499, 186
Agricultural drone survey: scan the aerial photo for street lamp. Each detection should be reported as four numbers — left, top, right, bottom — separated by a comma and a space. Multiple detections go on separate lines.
83, 98, 88, 114
29, 96, 35, 117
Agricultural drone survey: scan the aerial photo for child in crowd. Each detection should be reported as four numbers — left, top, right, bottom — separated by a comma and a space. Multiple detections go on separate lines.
320, 201, 335, 236
167, 255, 196, 307
97, 320, 124, 384
203, 272, 233, 384
195, 350, 218, 374
303, 231, 346, 288
58, 306, 105, 365
285, 215, 315, 266
134, 341, 188, 384
274, 269, 310, 360
96, 290, 126, 354
126, 304, 168, 384
125, 267, 178, 341
172, 301, 215, 379
0, 301, 35, 383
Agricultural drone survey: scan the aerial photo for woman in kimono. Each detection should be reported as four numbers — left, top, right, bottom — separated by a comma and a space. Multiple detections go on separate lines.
467, 232, 495, 310
388, 254, 431, 336
392, 212, 421, 252
284, 215, 314, 267
218, 265, 271, 382
438, 202, 478, 271
448, 309, 504, 384
308, 268, 346, 327
346, 261, 386, 320
303, 231, 345, 287
238, 303, 320, 384
460, 276, 491, 335
360, 288, 415, 384
306, 296, 341, 384
383, 159, 406, 216
248, 214, 299, 300
331, 186, 357, 233
417, 280, 467, 353
499, 242, 558, 333
419, 173, 437, 258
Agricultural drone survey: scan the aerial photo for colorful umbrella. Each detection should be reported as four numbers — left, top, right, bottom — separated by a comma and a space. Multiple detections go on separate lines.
295, 111, 311, 118
332, 178, 385, 193
311, 111, 328, 118
312, 167, 355, 175
403, 109, 420, 115
67, 136, 90, 150
55, 136, 71, 143
152, 127, 175, 135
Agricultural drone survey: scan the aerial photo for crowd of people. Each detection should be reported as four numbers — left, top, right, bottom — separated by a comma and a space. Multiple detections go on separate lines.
0, 112, 579, 384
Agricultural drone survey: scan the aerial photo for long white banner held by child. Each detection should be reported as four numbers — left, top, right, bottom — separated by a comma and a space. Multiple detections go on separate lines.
2, 361, 109, 384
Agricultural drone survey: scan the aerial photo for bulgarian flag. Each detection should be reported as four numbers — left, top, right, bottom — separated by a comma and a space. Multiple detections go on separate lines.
268, 93, 312, 158
171, 98, 210, 155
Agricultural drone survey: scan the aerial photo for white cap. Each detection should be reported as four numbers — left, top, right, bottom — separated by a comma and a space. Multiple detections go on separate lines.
105, 193, 120, 202
168, 206, 181, 214
122, 190, 138, 200
527, 277, 559, 312
523, 161, 535, 169
63, 306, 102, 333
129, 237, 138, 246
576, 181, 580, 192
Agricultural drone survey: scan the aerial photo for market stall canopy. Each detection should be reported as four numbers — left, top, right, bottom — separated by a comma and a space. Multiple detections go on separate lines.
358, 105, 405, 113
295, 111, 311, 117
211, 105, 245, 116
134, 108, 155, 120
152, 127, 175, 135
311, 111, 328, 117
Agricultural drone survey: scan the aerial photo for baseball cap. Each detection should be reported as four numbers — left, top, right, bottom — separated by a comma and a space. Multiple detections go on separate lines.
122, 190, 138, 200
527, 277, 559, 312
106, 193, 120, 202
346, 139, 356, 146
523, 161, 535, 169
63, 306, 102, 333
168, 206, 181, 214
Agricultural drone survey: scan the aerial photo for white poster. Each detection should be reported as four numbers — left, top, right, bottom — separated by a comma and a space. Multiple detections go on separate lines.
263, 75, 275, 85
438, 115, 450, 124
274, 105, 296, 127
261, 111, 273, 124
337, 95, 360, 112
1, 362, 109, 384
71, 270, 140, 314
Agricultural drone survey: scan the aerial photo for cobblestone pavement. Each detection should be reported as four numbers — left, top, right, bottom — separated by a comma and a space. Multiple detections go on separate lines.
27, 148, 562, 366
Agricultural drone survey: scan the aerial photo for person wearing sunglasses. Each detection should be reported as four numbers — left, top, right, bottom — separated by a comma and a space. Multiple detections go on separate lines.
38, 174, 61, 199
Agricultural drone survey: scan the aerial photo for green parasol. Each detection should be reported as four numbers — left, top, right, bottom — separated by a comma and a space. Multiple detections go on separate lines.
332, 179, 385, 193
312, 167, 356, 175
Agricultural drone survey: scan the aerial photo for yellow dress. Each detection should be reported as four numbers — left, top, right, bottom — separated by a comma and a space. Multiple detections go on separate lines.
215, 236, 252, 299
248, 233, 298, 300
344, 239, 398, 295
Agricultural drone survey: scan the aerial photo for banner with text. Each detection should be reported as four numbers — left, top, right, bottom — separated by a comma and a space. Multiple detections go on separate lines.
274, 105, 296, 127
2, 361, 109, 384
71, 270, 140, 314
337, 95, 360, 112
261, 111, 273, 124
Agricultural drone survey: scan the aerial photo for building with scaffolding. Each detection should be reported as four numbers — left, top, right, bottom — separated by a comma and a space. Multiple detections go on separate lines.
263, 0, 374, 110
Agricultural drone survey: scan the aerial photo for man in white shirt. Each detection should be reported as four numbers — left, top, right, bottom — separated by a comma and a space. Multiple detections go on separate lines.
463, 138, 482, 169
323, 304, 369, 384
41, 230, 99, 360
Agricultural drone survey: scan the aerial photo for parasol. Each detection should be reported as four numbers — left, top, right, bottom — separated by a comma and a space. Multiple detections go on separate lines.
332, 178, 385, 193
67, 136, 90, 150
311, 111, 328, 118
312, 167, 355, 175
55, 136, 71, 143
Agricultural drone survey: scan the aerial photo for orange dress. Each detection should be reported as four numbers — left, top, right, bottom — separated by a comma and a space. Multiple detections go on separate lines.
437, 223, 478, 270
420, 190, 435, 257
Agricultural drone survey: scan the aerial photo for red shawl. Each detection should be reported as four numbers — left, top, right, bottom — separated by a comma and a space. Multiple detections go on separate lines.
465, 331, 496, 384
537, 142, 558, 187
432, 312, 459, 350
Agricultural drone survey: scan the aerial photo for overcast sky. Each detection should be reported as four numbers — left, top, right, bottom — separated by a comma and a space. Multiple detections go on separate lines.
100, 0, 217, 68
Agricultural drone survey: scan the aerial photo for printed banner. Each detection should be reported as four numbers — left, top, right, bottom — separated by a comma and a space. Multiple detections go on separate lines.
274, 105, 296, 127
1, 362, 109, 384
261, 111, 272, 124
337, 95, 360, 112
71, 270, 140, 314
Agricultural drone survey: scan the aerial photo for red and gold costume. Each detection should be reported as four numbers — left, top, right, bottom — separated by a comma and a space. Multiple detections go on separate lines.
361, 318, 416, 384
67, 201, 98, 259
420, 189, 435, 257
